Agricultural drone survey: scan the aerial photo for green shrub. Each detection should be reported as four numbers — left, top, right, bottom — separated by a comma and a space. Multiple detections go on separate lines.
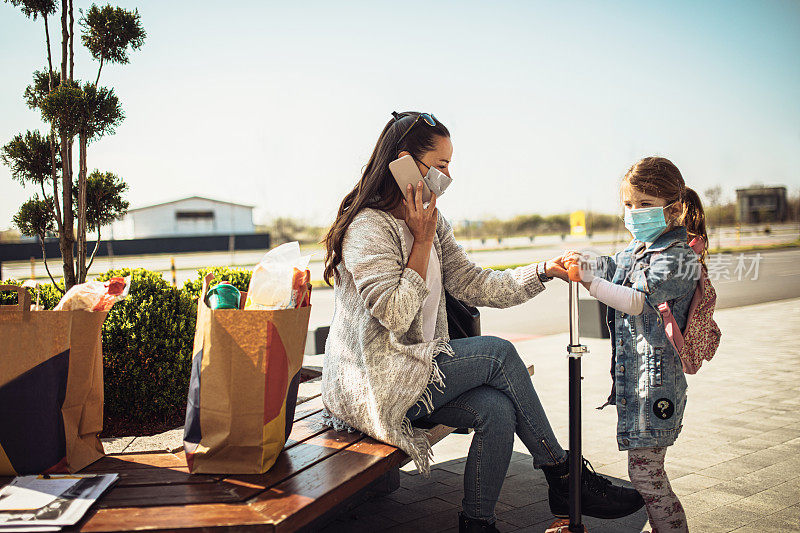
95, 268, 197, 426
0, 279, 63, 309
183, 266, 252, 300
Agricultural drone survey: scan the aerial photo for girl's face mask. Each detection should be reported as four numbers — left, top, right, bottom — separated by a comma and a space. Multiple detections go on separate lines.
624, 203, 675, 242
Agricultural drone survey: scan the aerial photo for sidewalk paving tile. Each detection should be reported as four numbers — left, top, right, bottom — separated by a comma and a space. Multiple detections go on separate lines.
100, 436, 134, 454
122, 426, 184, 453
321, 297, 800, 532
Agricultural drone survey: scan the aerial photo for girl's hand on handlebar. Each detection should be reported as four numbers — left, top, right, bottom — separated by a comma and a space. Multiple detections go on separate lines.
562, 250, 582, 269
561, 250, 598, 285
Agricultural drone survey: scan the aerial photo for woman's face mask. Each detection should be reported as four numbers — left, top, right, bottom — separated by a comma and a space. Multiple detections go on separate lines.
417, 159, 453, 197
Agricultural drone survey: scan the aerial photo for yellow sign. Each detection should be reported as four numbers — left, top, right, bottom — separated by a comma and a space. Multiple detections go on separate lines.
570, 211, 586, 236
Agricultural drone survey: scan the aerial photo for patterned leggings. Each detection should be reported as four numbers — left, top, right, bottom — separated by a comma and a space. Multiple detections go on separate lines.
627, 447, 688, 533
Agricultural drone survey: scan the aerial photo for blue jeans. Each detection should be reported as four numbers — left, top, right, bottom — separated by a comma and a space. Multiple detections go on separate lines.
406, 335, 567, 523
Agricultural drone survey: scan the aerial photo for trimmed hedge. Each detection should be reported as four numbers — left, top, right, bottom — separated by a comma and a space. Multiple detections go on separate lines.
183, 266, 252, 300
0, 279, 64, 309
0, 266, 254, 431
96, 268, 197, 427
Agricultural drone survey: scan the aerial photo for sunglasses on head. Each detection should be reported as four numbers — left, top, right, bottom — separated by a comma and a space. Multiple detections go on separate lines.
391, 111, 437, 147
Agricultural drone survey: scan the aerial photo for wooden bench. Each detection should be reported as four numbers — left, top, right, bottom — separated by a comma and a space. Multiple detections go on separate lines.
0, 363, 533, 532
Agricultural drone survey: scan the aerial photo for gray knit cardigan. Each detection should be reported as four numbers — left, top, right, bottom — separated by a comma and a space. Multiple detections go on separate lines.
321, 207, 546, 475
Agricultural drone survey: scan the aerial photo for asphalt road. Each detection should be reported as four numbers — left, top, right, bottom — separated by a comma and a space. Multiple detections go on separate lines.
306, 247, 800, 338
4, 229, 798, 338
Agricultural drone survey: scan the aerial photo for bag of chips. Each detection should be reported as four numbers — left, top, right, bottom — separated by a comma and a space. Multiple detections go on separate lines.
54, 277, 130, 311
245, 242, 311, 310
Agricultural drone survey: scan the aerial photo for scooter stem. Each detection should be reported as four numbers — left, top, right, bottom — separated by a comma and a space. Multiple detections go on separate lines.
567, 281, 588, 532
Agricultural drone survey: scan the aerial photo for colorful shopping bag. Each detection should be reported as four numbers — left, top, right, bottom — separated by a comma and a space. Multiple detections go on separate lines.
0, 285, 105, 475
183, 274, 311, 474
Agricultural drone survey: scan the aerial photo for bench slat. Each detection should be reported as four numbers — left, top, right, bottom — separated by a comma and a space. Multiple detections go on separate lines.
94, 479, 263, 509
82, 452, 187, 472
284, 411, 332, 450
79, 503, 272, 532
249, 437, 406, 532
293, 394, 323, 420
221, 424, 364, 492
107, 467, 217, 487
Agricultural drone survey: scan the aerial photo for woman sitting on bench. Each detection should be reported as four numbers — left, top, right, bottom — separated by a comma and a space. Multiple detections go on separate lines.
321, 112, 644, 533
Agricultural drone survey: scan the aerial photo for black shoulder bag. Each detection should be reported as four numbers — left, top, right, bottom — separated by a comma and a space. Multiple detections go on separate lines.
445, 290, 480, 339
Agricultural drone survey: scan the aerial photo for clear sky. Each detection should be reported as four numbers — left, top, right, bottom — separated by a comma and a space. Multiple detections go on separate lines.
2, 0, 799, 230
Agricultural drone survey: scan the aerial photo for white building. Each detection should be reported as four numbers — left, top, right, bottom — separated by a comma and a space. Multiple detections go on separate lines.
110, 196, 255, 239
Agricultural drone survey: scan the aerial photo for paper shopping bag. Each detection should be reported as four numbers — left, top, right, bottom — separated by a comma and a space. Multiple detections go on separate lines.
0, 285, 105, 475
183, 274, 311, 474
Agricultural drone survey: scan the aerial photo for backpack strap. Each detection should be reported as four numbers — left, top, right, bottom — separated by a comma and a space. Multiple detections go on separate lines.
688, 236, 705, 254
657, 301, 684, 354
653, 235, 705, 354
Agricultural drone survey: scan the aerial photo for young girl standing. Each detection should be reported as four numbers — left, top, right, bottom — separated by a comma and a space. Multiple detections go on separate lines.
566, 156, 709, 533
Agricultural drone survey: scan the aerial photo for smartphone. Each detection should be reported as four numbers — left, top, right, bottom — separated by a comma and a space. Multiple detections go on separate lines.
388, 155, 432, 203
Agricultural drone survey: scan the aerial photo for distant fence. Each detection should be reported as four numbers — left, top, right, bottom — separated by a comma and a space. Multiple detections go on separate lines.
0, 233, 271, 262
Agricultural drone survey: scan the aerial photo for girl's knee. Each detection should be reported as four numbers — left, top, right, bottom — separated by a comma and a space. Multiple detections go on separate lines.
628, 448, 669, 490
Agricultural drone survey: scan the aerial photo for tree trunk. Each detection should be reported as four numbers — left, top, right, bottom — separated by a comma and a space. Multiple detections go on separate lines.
58, 0, 75, 290
76, 133, 88, 284
39, 180, 52, 214
44, 15, 62, 231
39, 237, 60, 290
59, 131, 75, 289
87, 226, 101, 272
95, 55, 104, 86
48, 129, 63, 232
68, 0, 74, 81
43, 14, 54, 79
60, 0, 67, 84
66, 0, 74, 248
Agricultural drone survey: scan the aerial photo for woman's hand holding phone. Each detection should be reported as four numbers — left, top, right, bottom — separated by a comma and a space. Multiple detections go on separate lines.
403, 180, 438, 244
402, 181, 437, 281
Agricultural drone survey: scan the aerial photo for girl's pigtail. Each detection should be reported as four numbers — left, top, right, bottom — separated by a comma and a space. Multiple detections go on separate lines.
682, 187, 709, 262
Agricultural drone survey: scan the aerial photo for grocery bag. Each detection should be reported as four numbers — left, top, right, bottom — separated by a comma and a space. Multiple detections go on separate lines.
0, 285, 106, 475
183, 273, 311, 474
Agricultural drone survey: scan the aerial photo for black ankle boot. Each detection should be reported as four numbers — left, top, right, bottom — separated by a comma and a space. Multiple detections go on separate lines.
458, 512, 500, 533
541, 451, 645, 520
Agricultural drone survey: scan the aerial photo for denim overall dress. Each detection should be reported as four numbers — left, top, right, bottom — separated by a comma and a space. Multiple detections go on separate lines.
596, 226, 698, 450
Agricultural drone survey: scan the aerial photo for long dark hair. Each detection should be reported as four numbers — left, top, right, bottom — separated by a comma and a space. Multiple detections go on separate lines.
623, 156, 709, 261
322, 112, 450, 286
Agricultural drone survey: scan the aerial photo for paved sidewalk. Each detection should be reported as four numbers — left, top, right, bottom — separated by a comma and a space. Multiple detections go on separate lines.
320, 298, 800, 532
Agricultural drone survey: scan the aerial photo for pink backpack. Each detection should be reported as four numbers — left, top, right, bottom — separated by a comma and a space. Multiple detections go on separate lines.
657, 237, 722, 374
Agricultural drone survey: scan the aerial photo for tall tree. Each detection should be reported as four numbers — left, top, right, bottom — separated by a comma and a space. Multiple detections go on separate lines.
5, 1, 144, 290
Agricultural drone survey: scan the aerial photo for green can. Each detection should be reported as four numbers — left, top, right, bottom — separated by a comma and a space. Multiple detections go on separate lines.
206, 282, 241, 310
